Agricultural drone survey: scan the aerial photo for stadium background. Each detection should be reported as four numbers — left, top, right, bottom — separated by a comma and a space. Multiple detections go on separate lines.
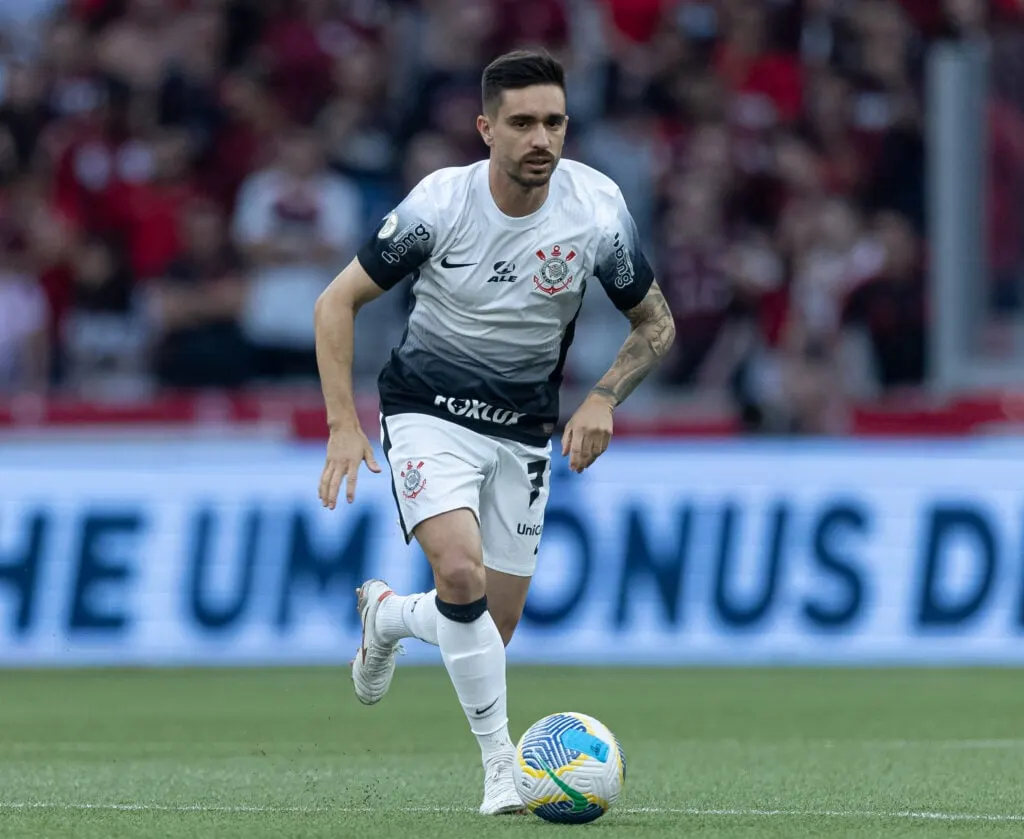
6, 3, 1024, 837
2, 0, 1024, 669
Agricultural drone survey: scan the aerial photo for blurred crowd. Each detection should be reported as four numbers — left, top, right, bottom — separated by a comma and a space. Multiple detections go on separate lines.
2, 0, 1024, 432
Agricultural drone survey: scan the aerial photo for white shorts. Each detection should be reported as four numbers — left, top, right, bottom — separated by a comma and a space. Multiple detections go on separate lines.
380, 412, 551, 577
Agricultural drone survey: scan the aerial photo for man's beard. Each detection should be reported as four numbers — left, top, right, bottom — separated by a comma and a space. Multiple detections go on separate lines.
509, 154, 558, 188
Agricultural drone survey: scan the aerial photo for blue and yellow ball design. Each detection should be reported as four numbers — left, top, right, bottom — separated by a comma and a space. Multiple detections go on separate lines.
513, 712, 626, 824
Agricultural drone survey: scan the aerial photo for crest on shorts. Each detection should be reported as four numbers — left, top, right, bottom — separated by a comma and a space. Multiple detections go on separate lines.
400, 460, 426, 499
533, 244, 578, 295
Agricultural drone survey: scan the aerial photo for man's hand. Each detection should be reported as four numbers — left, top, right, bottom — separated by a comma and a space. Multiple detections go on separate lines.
319, 425, 382, 509
561, 392, 615, 474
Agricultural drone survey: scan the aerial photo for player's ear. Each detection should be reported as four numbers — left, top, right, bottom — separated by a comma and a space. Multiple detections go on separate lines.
477, 114, 494, 148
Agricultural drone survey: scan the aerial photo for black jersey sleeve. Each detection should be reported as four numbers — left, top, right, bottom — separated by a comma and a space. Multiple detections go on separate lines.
357, 181, 438, 290
593, 188, 655, 311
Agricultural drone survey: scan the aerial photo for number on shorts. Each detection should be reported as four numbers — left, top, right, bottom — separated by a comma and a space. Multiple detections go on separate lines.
527, 459, 546, 506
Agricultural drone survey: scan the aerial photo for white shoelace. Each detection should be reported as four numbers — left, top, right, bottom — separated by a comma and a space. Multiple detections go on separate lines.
485, 755, 513, 784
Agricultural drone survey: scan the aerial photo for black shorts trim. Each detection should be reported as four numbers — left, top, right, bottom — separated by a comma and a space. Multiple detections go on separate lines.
380, 415, 412, 544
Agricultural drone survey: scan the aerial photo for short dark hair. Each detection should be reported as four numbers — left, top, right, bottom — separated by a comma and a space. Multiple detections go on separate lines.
481, 50, 565, 115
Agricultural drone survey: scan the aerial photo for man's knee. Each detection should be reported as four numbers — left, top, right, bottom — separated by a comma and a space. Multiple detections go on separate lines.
415, 509, 486, 604
433, 554, 486, 604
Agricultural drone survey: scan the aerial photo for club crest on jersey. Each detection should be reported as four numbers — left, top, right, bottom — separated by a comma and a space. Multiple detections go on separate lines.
533, 244, 578, 295
400, 460, 426, 499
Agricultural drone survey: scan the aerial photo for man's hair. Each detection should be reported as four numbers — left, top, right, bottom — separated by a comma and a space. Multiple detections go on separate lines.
481, 50, 565, 115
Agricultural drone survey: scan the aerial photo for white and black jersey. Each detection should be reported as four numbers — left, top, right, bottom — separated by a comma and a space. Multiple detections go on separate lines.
356, 159, 654, 446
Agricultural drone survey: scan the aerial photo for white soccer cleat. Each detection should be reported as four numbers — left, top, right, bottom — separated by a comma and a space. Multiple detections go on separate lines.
479, 748, 526, 815
351, 579, 402, 705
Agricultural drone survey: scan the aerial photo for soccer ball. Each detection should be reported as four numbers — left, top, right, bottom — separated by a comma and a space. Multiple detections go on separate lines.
513, 712, 626, 824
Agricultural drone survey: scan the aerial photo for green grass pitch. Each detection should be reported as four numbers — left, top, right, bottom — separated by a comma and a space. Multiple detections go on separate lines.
2, 667, 1023, 838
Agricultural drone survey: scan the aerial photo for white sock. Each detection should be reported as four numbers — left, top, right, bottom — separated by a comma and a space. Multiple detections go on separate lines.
475, 726, 514, 761
436, 597, 512, 761
376, 591, 439, 645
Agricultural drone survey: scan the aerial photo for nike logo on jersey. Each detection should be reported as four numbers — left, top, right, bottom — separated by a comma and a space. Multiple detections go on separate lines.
474, 697, 499, 716
440, 256, 477, 269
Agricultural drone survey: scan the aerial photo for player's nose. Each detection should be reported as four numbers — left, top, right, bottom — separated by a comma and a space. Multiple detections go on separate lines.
529, 124, 551, 149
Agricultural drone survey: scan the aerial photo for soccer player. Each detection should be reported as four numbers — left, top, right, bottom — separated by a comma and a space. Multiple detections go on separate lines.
314, 50, 675, 814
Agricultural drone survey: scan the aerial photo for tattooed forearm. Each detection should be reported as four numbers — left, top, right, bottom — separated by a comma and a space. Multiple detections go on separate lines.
591, 281, 676, 407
